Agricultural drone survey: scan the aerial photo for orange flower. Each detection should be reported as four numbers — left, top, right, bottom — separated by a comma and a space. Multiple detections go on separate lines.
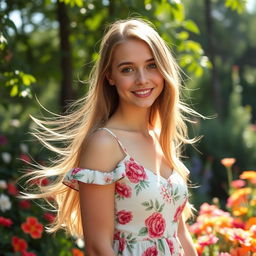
12, 236, 27, 252
227, 188, 251, 209
221, 158, 236, 168
239, 171, 256, 182
246, 217, 256, 229
72, 248, 84, 256
21, 217, 43, 239
230, 247, 250, 256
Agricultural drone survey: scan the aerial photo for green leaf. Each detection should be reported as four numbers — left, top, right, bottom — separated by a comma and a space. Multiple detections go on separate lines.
183, 20, 200, 34
10, 85, 18, 97
155, 199, 159, 210
158, 239, 165, 252
138, 227, 148, 236
142, 201, 150, 207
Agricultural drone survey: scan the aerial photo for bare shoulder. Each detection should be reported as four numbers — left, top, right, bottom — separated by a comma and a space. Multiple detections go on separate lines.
79, 129, 124, 172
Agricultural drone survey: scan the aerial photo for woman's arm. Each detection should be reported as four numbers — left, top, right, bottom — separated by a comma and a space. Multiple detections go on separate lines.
78, 130, 125, 256
178, 214, 198, 256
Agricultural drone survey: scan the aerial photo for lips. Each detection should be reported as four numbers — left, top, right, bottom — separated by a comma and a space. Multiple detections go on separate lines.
132, 88, 153, 98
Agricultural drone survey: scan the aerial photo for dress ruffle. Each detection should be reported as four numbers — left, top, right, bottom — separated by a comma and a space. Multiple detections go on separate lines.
63, 163, 126, 191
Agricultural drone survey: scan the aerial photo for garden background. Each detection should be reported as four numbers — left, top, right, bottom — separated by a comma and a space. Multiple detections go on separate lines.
0, 0, 256, 255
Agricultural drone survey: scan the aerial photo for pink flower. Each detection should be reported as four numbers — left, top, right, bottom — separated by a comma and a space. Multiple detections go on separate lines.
71, 168, 81, 176
117, 210, 133, 225
0, 135, 8, 146
173, 199, 187, 222
231, 179, 246, 189
0, 216, 13, 227
218, 253, 231, 256
145, 212, 166, 238
166, 238, 174, 254
125, 158, 147, 183
142, 246, 158, 256
115, 182, 132, 198
160, 185, 172, 203
198, 234, 219, 247
103, 173, 113, 183
22, 251, 36, 256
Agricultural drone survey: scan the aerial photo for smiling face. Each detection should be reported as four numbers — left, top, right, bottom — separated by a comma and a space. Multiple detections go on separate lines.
107, 39, 164, 110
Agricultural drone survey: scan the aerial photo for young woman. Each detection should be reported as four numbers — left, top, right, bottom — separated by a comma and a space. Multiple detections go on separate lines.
26, 19, 200, 255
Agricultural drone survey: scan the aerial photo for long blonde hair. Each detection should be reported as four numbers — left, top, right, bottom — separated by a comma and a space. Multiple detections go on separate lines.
22, 18, 203, 238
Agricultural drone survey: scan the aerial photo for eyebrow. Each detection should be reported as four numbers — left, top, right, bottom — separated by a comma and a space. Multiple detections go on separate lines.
117, 58, 154, 68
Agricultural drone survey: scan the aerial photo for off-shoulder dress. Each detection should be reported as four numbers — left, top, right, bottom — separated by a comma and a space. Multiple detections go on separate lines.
63, 127, 189, 256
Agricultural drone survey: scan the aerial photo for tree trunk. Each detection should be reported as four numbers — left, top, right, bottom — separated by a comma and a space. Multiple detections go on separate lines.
204, 0, 223, 117
57, 0, 73, 112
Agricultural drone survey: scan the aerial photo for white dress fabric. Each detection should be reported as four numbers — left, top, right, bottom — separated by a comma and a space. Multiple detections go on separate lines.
63, 128, 189, 256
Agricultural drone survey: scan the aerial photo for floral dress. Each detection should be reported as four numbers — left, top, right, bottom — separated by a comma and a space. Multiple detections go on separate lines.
63, 128, 189, 256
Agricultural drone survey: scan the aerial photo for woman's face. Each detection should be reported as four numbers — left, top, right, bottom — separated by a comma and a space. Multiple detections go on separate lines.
108, 39, 164, 109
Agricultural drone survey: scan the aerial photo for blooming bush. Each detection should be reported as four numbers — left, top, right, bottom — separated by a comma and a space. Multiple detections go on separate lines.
191, 158, 256, 256
0, 133, 84, 256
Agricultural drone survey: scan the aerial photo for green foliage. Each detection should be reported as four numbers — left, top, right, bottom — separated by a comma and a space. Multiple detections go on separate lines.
225, 0, 247, 13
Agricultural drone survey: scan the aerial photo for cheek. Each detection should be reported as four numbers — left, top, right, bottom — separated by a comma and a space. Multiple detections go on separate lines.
115, 76, 134, 91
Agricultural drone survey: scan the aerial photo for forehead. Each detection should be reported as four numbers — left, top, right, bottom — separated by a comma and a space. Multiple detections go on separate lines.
111, 39, 153, 64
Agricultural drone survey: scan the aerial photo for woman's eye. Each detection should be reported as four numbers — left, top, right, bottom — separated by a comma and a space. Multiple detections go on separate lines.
148, 63, 157, 69
121, 67, 133, 73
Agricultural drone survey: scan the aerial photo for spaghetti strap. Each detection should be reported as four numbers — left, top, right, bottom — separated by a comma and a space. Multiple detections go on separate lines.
98, 127, 128, 156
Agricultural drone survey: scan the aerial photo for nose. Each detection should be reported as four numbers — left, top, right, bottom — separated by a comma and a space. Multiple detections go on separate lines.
136, 68, 148, 85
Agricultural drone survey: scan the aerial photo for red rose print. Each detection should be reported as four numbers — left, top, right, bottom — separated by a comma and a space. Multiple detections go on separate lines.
117, 210, 133, 225
145, 212, 166, 238
71, 168, 81, 176
119, 237, 126, 252
166, 238, 174, 254
125, 158, 147, 183
115, 182, 132, 198
173, 199, 187, 222
142, 246, 158, 256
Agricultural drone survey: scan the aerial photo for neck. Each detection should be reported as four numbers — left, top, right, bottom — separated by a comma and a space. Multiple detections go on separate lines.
108, 104, 152, 136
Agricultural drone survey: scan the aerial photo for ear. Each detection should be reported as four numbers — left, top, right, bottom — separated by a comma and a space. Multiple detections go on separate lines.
106, 72, 115, 86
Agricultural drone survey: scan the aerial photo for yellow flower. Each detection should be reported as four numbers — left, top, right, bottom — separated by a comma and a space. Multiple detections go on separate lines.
221, 158, 236, 167
233, 206, 248, 216
240, 170, 256, 182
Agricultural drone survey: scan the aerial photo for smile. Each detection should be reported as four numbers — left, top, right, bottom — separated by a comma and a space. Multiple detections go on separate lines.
132, 88, 153, 98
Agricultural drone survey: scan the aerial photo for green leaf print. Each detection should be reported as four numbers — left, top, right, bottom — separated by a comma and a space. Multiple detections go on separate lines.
155, 199, 159, 210
158, 239, 165, 253
142, 201, 150, 207
138, 227, 148, 236
159, 203, 165, 212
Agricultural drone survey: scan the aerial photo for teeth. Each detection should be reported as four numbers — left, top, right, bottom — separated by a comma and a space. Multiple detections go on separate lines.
134, 89, 151, 95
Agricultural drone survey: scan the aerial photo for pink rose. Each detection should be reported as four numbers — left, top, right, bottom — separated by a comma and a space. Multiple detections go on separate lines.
125, 158, 147, 183
71, 168, 81, 176
115, 182, 132, 198
173, 199, 187, 222
166, 238, 174, 254
145, 212, 166, 238
142, 246, 158, 256
117, 210, 133, 225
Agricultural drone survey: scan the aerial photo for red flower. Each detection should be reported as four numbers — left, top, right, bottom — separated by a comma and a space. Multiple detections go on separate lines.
21, 217, 43, 239
7, 182, 19, 196
0, 216, 13, 227
12, 236, 27, 252
71, 168, 81, 176
166, 238, 174, 254
43, 212, 55, 223
125, 158, 147, 183
115, 182, 132, 198
22, 251, 37, 256
173, 199, 187, 222
119, 237, 126, 253
72, 248, 84, 256
19, 200, 31, 209
145, 212, 166, 238
20, 154, 31, 163
142, 246, 158, 256
117, 210, 133, 225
